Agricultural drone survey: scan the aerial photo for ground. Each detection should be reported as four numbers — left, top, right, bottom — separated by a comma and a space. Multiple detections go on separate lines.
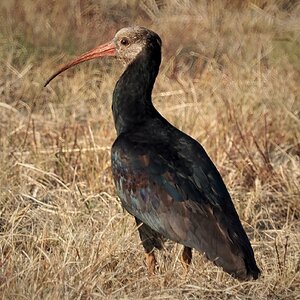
0, 0, 299, 299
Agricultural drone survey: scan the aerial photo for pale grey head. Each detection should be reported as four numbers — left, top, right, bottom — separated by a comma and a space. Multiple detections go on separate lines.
113, 26, 162, 65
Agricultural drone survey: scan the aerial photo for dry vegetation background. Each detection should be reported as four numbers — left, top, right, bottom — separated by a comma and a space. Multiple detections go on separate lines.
0, 0, 299, 299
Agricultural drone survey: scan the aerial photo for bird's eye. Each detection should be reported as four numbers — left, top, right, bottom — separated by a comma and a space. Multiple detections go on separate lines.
120, 38, 130, 46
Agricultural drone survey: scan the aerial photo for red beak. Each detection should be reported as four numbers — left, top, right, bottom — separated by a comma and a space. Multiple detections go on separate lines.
44, 41, 116, 87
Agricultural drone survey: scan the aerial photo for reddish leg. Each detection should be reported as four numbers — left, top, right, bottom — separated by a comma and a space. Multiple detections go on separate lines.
145, 252, 157, 276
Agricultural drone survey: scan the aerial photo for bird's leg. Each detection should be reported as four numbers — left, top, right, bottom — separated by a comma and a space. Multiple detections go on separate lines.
145, 251, 156, 276
181, 246, 192, 275
135, 217, 162, 276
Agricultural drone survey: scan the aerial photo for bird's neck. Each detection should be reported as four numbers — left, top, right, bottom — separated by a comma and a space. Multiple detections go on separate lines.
112, 47, 161, 135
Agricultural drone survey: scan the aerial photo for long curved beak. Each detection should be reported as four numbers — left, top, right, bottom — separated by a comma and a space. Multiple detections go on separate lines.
44, 41, 116, 87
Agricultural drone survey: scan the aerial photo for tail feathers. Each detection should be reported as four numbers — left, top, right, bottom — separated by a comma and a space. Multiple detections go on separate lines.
218, 253, 261, 281
205, 238, 261, 281
243, 258, 261, 280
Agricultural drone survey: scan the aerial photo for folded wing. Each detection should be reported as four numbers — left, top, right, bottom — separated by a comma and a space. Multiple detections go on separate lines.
112, 132, 260, 280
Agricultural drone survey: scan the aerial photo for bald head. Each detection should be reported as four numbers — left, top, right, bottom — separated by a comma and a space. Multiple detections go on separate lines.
113, 26, 162, 65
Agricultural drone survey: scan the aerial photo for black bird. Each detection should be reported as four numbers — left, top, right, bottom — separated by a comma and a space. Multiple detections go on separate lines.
45, 26, 261, 280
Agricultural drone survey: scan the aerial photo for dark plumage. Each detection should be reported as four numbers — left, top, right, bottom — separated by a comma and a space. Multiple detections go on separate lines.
45, 26, 261, 280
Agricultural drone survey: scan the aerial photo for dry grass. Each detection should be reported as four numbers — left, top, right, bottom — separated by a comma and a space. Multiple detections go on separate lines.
0, 0, 299, 299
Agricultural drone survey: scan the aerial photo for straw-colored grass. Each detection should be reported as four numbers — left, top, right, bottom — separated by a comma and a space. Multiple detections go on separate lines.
0, 0, 299, 299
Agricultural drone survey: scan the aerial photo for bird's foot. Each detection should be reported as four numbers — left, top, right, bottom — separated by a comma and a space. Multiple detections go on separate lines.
181, 246, 192, 276
145, 252, 156, 276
